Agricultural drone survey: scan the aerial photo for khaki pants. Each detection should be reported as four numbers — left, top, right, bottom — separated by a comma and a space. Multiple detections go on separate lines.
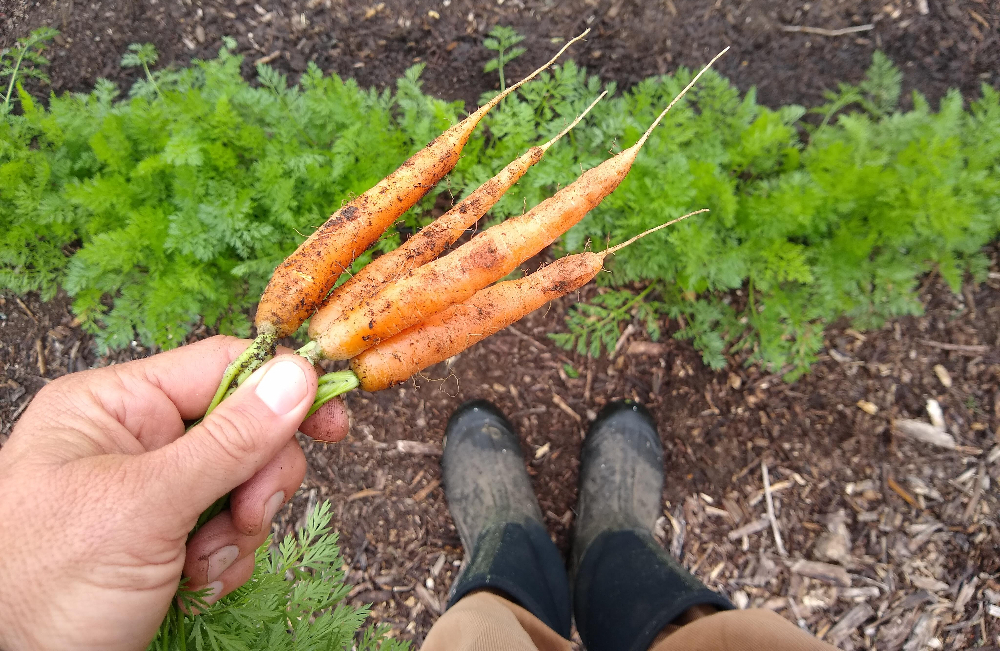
421, 592, 837, 651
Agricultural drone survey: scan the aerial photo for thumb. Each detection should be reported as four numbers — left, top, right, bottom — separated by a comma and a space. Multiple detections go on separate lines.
150, 354, 317, 524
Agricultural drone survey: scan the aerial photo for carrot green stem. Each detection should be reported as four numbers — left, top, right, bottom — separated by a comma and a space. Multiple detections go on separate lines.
177, 605, 186, 651
296, 339, 322, 364
205, 331, 277, 416
309, 370, 360, 416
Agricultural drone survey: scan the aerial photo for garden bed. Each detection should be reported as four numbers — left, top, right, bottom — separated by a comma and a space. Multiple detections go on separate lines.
3, 0, 999, 648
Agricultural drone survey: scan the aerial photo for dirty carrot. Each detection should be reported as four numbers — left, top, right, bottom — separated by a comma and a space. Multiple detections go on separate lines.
307, 91, 607, 337
254, 30, 590, 340
347, 211, 707, 391
312, 48, 729, 361
204, 32, 590, 413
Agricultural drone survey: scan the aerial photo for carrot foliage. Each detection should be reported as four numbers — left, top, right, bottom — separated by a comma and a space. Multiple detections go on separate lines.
2, 34, 999, 380
0, 36, 458, 351
454, 51, 1000, 379
151, 501, 408, 650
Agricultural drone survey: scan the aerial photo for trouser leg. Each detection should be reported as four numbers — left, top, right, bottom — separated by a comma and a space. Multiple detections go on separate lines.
447, 518, 572, 638
420, 592, 570, 651
649, 608, 839, 651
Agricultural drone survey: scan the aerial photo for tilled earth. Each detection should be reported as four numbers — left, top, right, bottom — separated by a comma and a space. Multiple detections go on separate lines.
3, 0, 998, 110
3, 0, 1000, 648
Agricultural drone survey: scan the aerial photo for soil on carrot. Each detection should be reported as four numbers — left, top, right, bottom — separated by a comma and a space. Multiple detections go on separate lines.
3, 1, 1000, 647
4, 0, 998, 112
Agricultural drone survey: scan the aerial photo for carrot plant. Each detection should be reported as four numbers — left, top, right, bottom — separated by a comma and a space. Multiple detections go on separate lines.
483, 25, 526, 91
1, 27, 58, 116
152, 502, 408, 651
458, 53, 1000, 378
2, 36, 999, 379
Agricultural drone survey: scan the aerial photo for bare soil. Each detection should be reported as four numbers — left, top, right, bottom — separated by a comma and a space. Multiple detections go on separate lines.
3, 0, 1000, 648
3, 0, 998, 110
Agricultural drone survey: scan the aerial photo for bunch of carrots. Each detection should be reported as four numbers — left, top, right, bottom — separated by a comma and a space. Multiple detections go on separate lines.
203, 36, 728, 423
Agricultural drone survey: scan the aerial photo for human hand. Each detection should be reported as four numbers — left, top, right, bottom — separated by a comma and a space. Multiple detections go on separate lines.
0, 336, 348, 651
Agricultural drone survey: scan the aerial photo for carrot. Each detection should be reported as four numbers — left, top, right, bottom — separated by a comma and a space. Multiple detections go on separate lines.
312, 48, 729, 361
253, 31, 590, 339
348, 211, 707, 391
307, 91, 607, 337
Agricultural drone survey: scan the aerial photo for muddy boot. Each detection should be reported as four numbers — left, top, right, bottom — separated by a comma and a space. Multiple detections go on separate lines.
442, 400, 572, 638
571, 401, 733, 651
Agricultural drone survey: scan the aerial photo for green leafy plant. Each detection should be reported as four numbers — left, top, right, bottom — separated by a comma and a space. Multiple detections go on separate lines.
1, 27, 57, 115
550, 285, 662, 358
454, 54, 1000, 379
151, 501, 409, 650
0, 39, 459, 351
483, 25, 526, 91
2, 41, 999, 380
121, 42, 162, 97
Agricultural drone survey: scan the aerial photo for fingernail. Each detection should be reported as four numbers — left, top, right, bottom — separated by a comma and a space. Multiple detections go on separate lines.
255, 360, 308, 415
262, 490, 285, 531
206, 545, 239, 583
203, 581, 224, 605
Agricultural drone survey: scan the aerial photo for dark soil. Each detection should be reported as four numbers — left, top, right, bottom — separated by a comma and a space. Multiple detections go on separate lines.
3, 0, 998, 112
3, 0, 1000, 648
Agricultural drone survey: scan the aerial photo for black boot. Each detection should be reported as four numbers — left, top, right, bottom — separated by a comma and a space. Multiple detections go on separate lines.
571, 401, 733, 651
442, 400, 572, 638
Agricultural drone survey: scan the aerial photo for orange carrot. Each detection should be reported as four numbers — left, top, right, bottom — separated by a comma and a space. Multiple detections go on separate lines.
349, 212, 706, 391
307, 91, 607, 338
254, 31, 589, 338
313, 48, 729, 360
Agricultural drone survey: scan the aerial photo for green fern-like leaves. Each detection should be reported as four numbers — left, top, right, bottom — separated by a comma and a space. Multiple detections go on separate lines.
0, 43, 460, 352
3, 45, 999, 377
150, 502, 409, 651
551, 286, 661, 358
483, 26, 526, 91
530, 53, 1000, 377
1, 27, 58, 114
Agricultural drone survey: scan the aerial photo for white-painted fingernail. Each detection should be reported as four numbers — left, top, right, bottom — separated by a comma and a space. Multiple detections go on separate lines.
206, 545, 239, 583
255, 360, 308, 415
262, 490, 285, 530
203, 581, 224, 605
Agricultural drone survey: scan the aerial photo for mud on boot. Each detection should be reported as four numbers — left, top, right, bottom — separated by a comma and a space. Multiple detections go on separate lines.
571, 401, 732, 651
442, 400, 571, 637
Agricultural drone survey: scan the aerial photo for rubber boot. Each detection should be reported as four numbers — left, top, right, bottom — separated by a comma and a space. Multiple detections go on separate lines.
571, 401, 733, 651
442, 400, 572, 638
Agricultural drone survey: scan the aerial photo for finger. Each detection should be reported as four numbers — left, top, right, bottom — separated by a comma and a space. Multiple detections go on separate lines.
198, 552, 257, 606
119, 336, 254, 420
104, 341, 303, 450
183, 509, 270, 587
148, 354, 317, 523
299, 397, 350, 443
229, 438, 305, 536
